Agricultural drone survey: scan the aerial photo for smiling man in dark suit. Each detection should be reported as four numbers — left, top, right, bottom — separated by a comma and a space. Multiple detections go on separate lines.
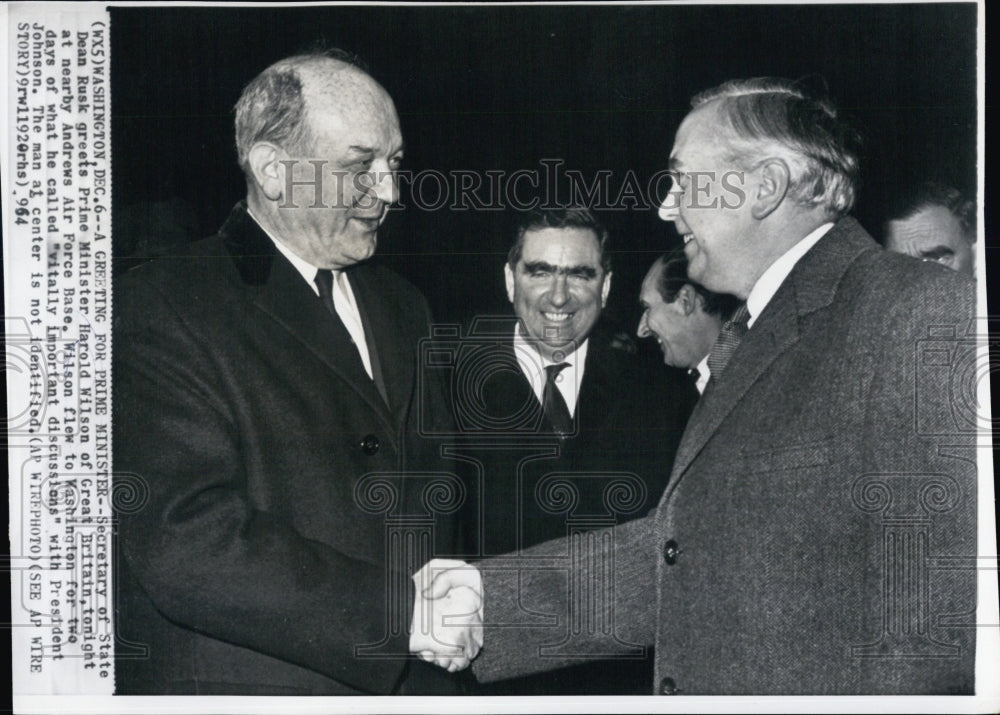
113, 50, 479, 695
457, 207, 695, 694
476, 207, 695, 553
425, 78, 978, 695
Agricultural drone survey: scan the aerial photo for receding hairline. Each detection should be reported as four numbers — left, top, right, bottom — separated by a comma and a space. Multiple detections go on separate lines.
292, 57, 394, 114
641, 257, 668, 296
680, 96, 792, 162
679, 78, 860, 218
285, 57, 399, 157
673, 99, 743, 158
647, 253, 683, 302
646, 254, 669, 279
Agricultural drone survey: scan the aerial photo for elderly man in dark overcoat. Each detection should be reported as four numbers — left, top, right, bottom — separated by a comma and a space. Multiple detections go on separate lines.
113, 51, 477, 695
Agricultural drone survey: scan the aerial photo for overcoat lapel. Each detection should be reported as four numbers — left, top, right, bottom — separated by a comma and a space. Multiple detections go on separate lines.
662, 217, 877, 498
666, 288, 800, 486
492, 330, 547, 432
220, 203, 398, 439
348, 265, 415, 428
575, 338, 617, 433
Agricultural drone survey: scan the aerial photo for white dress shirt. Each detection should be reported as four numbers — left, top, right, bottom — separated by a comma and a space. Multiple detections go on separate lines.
248, 211, 374, 378
692, 354, 711, 395
745, 222, 834, 328
512, 323, 588, 417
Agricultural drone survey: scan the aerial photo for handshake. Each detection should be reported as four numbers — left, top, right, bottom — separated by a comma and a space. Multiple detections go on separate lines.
409, 559, 483, 672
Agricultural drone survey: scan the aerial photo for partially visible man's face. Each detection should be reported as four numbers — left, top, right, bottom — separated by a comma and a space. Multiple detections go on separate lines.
505, 227, 611, 361
659, 100, 760, 297
885, 205, 974, 276
637, 262, 710, 369
277, 65, 404, 269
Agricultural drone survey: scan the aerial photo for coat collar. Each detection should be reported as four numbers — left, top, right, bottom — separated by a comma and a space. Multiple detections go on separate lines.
219, 201, 401, 436
575, 325, 631, 431
664, 217, 879, 489
219, 201, 278, 286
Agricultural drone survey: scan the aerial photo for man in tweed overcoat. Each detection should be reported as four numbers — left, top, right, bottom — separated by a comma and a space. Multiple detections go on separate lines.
424, 77, 978, 695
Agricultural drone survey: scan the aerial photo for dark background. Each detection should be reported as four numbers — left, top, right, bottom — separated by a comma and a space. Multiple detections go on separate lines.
110, 3, 981, 332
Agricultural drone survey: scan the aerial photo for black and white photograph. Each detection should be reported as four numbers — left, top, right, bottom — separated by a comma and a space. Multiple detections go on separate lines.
4, 2, 997, 712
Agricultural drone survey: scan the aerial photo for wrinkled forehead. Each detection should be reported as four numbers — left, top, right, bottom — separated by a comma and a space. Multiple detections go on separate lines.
639, 272, 664, 304
301, 63, 401, 140
886, 206, 969, 249
671, 100, 730, 160
642, 259, 667, 289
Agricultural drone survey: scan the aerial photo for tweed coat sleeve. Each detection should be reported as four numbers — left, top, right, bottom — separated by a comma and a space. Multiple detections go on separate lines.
861, 259, 977, 476
113, 270, 415, 693
834, 255, 978, 693
471, 511, 660, 682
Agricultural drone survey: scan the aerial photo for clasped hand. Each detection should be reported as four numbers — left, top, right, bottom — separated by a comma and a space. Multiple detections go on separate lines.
409, 558, 483, 671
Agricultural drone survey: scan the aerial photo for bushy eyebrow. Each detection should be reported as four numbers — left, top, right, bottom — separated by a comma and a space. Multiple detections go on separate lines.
918, 245, 955, 259
521, 261, 599, 279
347, 142, 406, 157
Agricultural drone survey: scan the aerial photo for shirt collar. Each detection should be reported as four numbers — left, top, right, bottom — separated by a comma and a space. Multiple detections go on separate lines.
512, 322, 589, 412
693, 354, 711, 395
745, 222, 834, 328
512, 322, 588, 370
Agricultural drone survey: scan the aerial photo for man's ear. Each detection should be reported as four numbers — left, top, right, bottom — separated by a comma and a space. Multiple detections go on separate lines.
677, 283, 698, 316
751, 158, 791, 220
504, 263, 516, 304
247, 142, 284, 202
600, 271, 612, 308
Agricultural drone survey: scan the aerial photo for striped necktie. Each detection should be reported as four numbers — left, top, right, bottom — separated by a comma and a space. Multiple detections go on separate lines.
706, 302, 751, 383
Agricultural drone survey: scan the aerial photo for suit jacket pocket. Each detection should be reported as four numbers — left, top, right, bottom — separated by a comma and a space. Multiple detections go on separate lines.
739, 436, 835, 474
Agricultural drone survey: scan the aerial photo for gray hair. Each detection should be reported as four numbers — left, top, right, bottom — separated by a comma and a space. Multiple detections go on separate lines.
693, 77, 861, 219
233, 49, 367, 174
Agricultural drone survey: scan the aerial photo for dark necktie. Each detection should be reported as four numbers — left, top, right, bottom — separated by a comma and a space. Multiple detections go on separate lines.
542, 362, 573, 435
314, 268, 340, 320
315, 269, 390, 407
706, 302, 751, 384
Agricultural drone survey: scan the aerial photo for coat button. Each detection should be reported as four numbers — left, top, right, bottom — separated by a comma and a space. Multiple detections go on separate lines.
658, 676, 679, 695
360, 434, 380, 455
662, 539, 680, 565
